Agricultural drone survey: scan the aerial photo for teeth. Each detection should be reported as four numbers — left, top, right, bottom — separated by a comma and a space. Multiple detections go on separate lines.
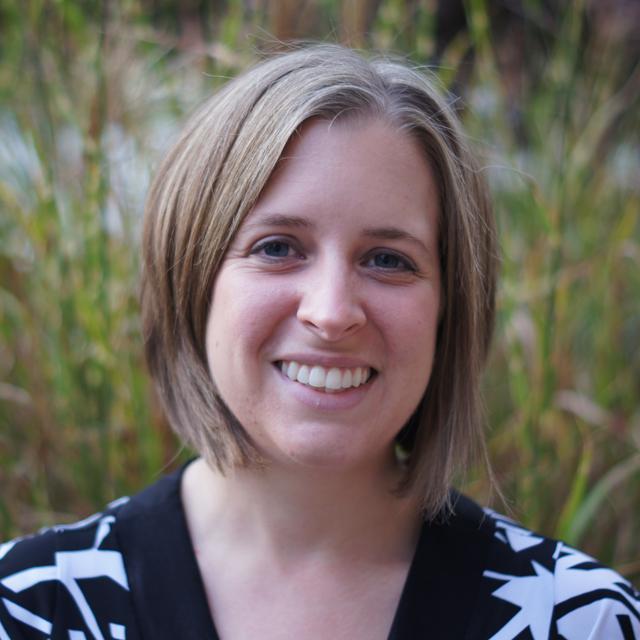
278, 361, 372, 392
325, 368, 342, 390
287, 361, 300, 379
309, 366, 325, 388
297, 364, 310, 384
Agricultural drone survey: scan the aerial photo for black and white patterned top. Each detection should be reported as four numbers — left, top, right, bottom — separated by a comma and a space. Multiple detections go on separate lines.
1, 463, 638, 639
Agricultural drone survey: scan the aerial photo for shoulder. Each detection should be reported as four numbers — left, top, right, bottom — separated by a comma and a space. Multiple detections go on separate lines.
478, 506, 640, 639
0, 497, 131, 639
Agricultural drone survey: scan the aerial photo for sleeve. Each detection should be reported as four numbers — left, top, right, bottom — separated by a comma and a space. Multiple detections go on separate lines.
478, 509, 640, 639
0, 532, 59, 639
552, 542, 640, 639
0, 505, 134, 639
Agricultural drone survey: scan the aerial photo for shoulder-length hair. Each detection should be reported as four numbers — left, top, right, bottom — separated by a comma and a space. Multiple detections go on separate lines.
141, 44, 497, 518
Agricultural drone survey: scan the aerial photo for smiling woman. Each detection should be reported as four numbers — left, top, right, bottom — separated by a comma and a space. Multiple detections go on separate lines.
141, 46, 497, 522
0, 45, 638, 640
205, 118, 441, 474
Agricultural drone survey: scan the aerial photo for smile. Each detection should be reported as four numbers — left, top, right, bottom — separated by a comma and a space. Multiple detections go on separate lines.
276, 360, 375, 393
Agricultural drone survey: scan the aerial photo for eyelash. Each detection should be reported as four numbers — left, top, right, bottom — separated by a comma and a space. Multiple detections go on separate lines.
364, 251, 417, 273
250, 238, 417, 273
250, 238, 302, 260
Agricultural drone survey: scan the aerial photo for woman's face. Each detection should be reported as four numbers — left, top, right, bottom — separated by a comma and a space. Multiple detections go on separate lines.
205, 117, 441, 473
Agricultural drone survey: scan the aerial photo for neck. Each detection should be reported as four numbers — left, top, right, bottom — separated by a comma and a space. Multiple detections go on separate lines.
182, 456, 422, 566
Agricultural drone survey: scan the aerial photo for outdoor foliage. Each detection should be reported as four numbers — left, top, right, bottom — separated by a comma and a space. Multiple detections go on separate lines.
0, 0, 638, 581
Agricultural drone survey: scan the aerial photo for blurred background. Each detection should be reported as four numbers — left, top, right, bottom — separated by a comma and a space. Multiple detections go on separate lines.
0, 0, 638, 580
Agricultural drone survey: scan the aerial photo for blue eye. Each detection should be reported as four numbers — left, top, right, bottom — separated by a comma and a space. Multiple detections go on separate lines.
251, 238, 303, 262
368, 252, 415, 272
374, 253, 401, 269
261, 240, 291, 257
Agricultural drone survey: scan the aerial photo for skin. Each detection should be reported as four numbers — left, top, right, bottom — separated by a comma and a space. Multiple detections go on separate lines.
182, 117, 442, 639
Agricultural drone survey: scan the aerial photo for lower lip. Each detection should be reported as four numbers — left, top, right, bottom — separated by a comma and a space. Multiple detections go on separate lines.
274, 365, 376, 411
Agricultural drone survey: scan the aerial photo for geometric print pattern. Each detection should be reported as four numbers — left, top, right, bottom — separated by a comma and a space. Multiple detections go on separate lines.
0, 498, 131, 640
483, 509, 640, 639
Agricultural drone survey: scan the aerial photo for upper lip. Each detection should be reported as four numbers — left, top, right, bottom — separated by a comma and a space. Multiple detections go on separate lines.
274, 353, 377, 370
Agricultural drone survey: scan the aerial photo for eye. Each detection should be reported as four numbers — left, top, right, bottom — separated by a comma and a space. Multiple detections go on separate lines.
373, 253, 402, 269
260, 240, 291, 258
250, 237, 303, 261
366, 251, 416, 272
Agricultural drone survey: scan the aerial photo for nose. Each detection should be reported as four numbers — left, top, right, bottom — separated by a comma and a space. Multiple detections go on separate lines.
296, 259, 367, 342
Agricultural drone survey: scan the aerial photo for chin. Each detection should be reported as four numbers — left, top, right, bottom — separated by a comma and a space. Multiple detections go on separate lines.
265, 429, 393, 473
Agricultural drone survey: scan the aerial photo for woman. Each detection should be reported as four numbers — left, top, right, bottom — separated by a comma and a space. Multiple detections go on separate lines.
0, 45, 638, 639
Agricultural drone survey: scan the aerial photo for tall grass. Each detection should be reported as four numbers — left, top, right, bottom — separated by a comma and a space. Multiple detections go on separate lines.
0, 0, 638, 580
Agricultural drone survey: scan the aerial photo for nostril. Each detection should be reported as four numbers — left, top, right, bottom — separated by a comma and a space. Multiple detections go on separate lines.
296, 284, 366, 339
297, 313, 367, 342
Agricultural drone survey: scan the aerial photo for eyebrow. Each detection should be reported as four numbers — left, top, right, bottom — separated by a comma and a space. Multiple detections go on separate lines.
242, 213, 313, 231
362, 226, 431, 257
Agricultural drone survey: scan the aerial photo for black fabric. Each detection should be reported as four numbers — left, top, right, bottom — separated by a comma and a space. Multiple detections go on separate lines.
116, 472, 219, 639
389, 494, 494, 638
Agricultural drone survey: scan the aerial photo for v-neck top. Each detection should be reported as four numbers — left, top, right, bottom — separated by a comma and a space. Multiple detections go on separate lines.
1, 463, 638, 639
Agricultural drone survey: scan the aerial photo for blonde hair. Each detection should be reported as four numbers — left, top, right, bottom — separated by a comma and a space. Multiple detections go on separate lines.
141, 44, 497, 518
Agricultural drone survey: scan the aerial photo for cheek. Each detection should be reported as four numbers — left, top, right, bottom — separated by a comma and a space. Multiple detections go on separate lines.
206, 275, 293, 370
382, 297, 440, 399
384, 292, 439, 346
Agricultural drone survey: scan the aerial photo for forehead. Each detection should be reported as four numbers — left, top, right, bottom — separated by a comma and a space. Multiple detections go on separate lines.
250, 117, 440, 233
